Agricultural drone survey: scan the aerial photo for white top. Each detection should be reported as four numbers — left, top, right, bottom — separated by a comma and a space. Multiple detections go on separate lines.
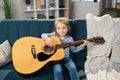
85, 13, 120, 74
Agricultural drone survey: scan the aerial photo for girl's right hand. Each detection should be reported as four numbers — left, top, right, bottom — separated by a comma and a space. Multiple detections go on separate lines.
44, 37, 53, 47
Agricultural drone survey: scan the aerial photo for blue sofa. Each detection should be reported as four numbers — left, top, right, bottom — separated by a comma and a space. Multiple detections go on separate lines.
0, 19, 87, 80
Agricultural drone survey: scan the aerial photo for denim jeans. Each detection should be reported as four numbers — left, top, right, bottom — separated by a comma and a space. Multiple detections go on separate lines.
53, 57, 79, 80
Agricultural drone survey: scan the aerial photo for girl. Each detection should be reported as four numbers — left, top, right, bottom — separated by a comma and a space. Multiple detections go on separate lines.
41, 17, 89, 80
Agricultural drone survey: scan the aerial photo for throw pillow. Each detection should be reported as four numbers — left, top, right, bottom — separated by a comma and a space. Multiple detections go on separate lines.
0, 40, 12, 67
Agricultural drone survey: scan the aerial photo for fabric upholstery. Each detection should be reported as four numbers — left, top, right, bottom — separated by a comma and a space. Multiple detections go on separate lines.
0, 40, 11, 67
0, 19, 87, 80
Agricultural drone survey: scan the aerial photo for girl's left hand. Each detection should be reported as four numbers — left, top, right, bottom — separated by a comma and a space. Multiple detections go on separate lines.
81, 40, 89, 46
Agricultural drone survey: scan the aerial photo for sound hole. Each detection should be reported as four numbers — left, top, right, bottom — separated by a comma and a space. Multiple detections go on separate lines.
44, 46, 55, 55
37, 46, 57, 61
37, 52, 53, 61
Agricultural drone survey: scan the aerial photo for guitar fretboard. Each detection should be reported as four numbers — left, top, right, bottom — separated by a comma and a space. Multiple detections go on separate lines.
55, 39, 93, 49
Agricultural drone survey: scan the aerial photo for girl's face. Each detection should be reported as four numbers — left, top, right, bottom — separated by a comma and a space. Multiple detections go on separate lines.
56, 22, 68, 37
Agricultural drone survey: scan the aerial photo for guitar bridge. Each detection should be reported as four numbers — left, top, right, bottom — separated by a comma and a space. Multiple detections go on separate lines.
31, 45, 36, 59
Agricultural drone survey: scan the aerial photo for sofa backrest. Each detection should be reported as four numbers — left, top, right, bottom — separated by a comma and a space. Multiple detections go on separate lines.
0, 19, 86, 45
0, 20, 54, 45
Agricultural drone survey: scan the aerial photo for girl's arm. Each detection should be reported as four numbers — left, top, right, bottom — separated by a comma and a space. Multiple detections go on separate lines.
70, 45, 85, 53
41, 32, 56, 47
70, 37, 89, 53
41, 32, 56, 39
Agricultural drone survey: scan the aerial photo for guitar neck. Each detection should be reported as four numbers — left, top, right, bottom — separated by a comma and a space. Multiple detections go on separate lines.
55, 39, 93, 49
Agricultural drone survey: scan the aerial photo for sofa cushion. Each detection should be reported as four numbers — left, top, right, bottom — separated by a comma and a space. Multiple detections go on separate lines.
71, 19, 87, 70
0, 40, 11, 67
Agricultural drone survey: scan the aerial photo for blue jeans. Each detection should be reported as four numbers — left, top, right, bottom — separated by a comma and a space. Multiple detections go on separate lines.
53, 57, 79, 80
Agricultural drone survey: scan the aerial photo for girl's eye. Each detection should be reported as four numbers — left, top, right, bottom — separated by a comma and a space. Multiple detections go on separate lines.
63, 27, 66, 29
57, 27, 60, 30
56, 26, 67, 30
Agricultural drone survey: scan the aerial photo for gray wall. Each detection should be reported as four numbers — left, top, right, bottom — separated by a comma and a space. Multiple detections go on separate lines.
71, 2, 99, 19
0, 0, 5, 20
10, 0, 24, 19
1, 0, 118, 20
0, 0, 24, 20
71, 0, 119, 19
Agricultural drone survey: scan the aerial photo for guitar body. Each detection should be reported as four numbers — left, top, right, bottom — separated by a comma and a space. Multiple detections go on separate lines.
12, 36, 64, 75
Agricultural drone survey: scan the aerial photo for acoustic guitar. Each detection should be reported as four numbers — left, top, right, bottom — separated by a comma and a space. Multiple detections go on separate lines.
12, 36, 105, 75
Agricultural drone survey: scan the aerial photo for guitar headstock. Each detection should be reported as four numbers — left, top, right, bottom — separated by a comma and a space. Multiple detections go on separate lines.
92, 37, 105, 44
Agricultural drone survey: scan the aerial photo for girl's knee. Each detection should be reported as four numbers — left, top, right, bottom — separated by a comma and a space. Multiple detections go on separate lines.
53, 64, 63, 73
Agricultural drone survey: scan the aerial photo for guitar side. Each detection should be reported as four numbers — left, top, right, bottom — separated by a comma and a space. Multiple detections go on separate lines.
12, 36, 64, 75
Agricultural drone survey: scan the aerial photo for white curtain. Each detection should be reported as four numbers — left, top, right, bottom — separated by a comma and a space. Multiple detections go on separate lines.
99, 0, 112, 16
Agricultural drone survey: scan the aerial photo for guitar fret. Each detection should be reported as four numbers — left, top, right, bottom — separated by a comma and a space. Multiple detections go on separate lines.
55, 40, 84, 49
55, 38, 102, 49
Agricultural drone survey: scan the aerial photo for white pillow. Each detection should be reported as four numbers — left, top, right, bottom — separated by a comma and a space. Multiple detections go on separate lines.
0, 40, 12, 67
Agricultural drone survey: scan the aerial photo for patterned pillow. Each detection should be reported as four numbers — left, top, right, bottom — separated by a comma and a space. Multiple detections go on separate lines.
0, 40, 12, 67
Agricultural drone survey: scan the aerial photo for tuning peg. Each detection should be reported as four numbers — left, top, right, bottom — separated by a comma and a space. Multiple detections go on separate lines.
93, 36, 105, 44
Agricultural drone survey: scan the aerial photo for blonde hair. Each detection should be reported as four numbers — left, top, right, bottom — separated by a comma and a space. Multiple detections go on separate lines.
54, 17, 71, 35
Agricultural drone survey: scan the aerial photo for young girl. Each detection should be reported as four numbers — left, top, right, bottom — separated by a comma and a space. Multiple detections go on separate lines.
41, 18, 89, 80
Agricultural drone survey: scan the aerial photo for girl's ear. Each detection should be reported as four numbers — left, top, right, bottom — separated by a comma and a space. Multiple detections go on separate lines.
67, 26, 71, 35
